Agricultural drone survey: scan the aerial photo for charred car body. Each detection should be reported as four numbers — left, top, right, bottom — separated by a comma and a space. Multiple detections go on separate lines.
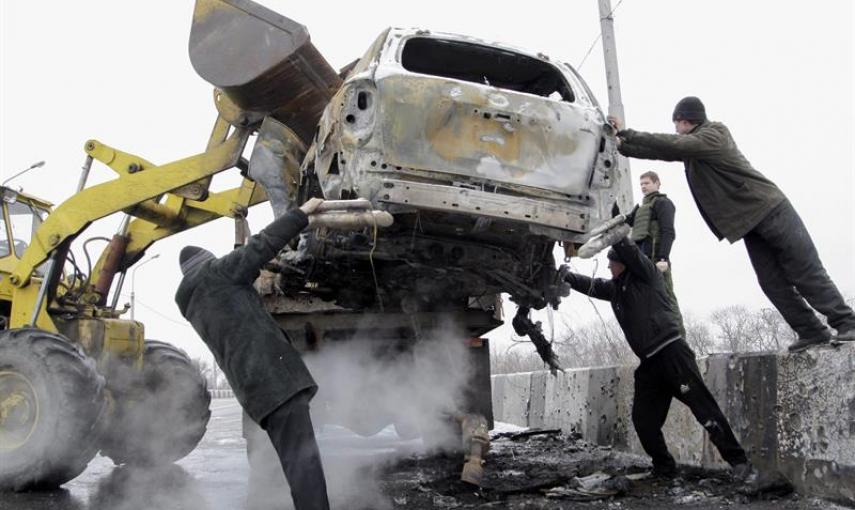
294, 27, 630, 314
189, 0, 631, 486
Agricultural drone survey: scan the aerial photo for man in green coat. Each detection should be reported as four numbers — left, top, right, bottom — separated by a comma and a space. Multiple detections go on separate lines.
610, 97, 855, 352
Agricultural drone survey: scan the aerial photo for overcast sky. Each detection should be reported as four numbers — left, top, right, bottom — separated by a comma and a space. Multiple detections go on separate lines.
1, 0, 852, 364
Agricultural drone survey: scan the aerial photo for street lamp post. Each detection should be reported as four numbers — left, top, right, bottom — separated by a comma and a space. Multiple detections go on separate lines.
2, 160, 45, 187
130, 253, 160, 321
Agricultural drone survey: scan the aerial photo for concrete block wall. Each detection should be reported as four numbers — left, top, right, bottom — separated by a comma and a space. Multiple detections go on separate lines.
491, 343, 855, 504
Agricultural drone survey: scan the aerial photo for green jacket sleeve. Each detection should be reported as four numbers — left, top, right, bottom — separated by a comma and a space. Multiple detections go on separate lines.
619, 126, 725, 160
212, 209, 309, 284
619, 140, 682, 162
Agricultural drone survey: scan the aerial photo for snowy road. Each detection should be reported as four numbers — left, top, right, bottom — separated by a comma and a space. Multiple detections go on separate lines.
0, 398, 432, 510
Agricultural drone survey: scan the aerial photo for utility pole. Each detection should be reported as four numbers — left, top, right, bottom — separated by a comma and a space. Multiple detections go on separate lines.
598, 0, 626, 123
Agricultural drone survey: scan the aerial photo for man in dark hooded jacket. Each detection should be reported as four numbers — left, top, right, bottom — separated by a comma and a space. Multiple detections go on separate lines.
609, 97, 855, 352
175, 198, 329, 510
561, 237, 753, 481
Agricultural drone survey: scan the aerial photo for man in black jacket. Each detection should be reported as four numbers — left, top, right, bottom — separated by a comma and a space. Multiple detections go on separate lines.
175, 198, 329, 510
627, 170, 682, 330
561, 238, 753, 480
610, 97, 855, 352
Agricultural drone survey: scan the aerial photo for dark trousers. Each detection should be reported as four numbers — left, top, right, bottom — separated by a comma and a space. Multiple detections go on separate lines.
632, 340, 747, 471
744, 199, 855, 339
262, 392, 330, 510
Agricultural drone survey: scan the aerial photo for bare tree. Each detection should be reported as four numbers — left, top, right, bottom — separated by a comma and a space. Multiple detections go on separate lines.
710, 305, 756, 352
683, 312, 713, 356
491, 296, 855, 374
490, 339, 549, 374
753, 308, 795, 351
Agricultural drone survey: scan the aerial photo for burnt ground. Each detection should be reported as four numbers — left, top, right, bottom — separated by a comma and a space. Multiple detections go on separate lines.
375, 431, 841, 510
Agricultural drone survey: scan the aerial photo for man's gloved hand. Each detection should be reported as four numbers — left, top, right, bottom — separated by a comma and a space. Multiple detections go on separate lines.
655, 260, 669, 273
625, 204, 639, 227
557, 265, 577, 286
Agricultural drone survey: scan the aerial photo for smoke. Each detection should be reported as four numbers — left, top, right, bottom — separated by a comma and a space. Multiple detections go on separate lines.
306, 330, 472, 443
246, 327, 475, 510
87, 464, 208, 510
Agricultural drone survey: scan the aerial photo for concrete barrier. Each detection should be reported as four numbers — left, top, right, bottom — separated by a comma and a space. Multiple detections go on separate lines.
491, 343, 855, 504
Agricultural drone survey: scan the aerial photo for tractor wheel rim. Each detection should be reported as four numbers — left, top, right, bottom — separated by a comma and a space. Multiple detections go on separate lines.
0, 371, 39, 451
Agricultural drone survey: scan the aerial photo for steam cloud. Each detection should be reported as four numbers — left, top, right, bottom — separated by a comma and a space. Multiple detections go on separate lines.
246, 327, 475, 510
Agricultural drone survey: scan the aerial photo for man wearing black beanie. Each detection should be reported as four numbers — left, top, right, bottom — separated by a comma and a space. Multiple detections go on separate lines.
175, 198, 330, 510
609, 98, 855, 352
561, 237, 755, 484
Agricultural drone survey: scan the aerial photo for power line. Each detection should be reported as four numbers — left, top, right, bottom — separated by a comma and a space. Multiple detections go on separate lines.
131, 297, 193, 328
577, 0, 627, 70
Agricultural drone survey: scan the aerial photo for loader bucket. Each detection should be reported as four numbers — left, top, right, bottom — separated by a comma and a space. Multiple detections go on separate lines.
189, 0, 342, 143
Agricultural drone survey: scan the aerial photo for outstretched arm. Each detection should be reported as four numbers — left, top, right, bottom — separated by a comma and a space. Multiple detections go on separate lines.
564, 271, 616, 302
214, 198, 323, 284
618, 140, 683, 162
619, 127, 724, 160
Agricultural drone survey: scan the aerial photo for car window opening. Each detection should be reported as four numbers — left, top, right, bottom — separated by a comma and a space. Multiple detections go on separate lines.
401, 37, 574, 102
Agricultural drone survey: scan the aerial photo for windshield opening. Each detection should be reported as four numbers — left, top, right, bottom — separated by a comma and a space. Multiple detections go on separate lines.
7, 201, 45, 258
401, 37, 574, 102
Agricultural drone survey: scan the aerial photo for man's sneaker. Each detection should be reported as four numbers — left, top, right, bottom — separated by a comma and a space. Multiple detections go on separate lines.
787, 335, 830, 353
834, 327, 855, 342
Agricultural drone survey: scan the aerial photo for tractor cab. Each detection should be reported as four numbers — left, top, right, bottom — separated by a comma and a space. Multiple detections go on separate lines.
0, 188, 50, 275
0, 188, 52, 325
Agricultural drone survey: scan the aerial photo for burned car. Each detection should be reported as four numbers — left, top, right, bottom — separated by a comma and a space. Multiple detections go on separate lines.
274, 27, 632, 362
189, 0, 631, 488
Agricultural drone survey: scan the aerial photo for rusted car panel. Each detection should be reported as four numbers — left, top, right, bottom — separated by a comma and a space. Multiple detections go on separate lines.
375, 75, 600, 195
311, 28, 630, 240
379, 179, 589, 233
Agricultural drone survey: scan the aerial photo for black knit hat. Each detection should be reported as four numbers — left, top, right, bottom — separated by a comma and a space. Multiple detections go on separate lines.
179, 246, 215, 275
606, 248, 623, 264
672, 96, 706, 122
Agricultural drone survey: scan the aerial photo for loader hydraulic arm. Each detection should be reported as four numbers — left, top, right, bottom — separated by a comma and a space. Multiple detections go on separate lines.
9, 116, 253, 290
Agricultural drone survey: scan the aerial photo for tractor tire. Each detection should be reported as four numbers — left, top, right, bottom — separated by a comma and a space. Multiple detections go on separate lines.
100, 340, 211, 466
0, 328, 107, 491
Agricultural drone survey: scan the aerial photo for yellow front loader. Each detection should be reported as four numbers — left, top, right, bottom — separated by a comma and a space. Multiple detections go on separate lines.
0, 62, 338, 487
0, 0, 348, 489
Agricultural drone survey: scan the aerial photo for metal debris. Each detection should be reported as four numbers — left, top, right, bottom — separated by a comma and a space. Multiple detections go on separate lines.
492, 428, 562, 441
